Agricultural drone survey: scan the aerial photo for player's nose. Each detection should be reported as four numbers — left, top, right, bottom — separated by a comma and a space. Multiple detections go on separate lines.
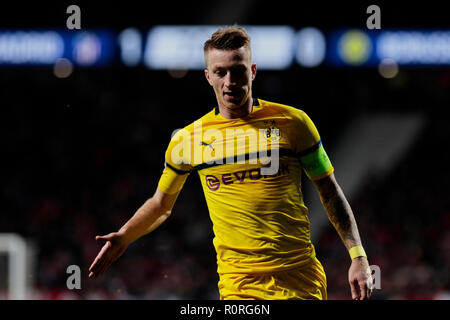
224, 72, 237, 87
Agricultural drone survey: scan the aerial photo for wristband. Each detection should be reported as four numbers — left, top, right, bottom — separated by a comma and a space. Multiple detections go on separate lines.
349, 245, 367, 260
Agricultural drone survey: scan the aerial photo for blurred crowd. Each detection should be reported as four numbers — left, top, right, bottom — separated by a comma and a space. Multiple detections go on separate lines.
0, 65, 449, 300
316, 113, 450, 300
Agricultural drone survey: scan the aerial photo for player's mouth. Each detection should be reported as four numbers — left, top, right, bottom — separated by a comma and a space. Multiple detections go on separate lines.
224, 91, 242, 100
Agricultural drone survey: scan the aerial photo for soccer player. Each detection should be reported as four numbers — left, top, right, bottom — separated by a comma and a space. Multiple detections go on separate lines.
88, 26, 373, 300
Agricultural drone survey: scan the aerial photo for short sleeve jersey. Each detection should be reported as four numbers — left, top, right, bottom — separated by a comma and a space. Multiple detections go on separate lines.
158, 98, 333, 273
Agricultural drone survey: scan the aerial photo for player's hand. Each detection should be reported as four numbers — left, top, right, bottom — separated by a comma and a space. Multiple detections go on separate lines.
88, 232, 129, 278
348, 256, 373, 300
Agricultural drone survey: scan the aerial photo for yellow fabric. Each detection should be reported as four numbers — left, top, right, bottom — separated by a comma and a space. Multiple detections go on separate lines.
157, 99, 334, 275
219, 256, 327, 300
349, 245, 367, 260
157, 163, 190, 195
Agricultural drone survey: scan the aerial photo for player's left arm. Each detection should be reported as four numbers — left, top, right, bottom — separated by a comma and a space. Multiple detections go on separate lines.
293, 109, 373, 299
312, 173, 373, 300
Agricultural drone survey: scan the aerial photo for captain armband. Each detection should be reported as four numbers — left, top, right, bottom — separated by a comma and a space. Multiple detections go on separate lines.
298, 141, 334, 180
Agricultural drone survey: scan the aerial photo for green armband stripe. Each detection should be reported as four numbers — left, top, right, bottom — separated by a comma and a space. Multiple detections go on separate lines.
299, 142, 333, 179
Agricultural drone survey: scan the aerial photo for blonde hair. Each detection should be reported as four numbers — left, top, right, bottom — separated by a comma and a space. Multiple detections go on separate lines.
204, 26, 252, 66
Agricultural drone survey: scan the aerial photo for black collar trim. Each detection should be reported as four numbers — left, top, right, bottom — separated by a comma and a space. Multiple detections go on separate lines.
214, 98, 259, 115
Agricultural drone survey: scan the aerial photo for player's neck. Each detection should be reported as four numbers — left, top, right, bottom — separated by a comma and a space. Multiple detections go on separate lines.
218, 97, 253, 119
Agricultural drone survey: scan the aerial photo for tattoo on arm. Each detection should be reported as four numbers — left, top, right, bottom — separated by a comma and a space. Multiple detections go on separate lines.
315, 178, 361, 249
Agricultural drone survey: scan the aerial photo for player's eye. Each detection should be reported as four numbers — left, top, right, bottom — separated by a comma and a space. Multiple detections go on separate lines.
215, 70, 226, 77
233, 66, 246, 74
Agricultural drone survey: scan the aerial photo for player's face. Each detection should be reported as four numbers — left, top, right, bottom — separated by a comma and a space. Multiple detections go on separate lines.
205, 47, 256, 110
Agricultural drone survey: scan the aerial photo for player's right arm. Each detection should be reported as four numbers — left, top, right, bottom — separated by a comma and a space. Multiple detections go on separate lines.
88, 187, 180, 278
88, 126, 193, 278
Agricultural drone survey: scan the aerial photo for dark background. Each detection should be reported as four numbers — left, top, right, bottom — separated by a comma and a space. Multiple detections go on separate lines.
0, 0, 449, 299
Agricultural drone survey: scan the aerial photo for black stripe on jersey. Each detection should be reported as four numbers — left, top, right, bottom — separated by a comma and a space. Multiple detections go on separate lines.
193, 148, 296, 172
214, 98, 260, 115
296, 140, 322, 158
165, 162, 192, 175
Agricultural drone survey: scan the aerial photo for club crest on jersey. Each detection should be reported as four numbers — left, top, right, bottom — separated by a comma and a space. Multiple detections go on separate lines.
263, 120, 281, 142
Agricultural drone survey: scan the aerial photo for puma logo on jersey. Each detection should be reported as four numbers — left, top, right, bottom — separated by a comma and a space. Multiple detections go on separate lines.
200, 138, 215, 151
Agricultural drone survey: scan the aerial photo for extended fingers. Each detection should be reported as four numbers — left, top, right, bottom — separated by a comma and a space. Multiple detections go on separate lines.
89, 241, 112, 278
89, 255, 105, 278
91, 256, 109, 278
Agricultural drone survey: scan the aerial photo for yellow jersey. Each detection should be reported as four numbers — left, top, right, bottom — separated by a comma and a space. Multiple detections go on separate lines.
157, 98, 333, 274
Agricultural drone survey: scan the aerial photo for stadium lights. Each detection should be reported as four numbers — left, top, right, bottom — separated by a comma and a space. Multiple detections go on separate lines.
295, 27, 326, 67
118, 27, 142, 67
338, 29, 373, 66
0, 31, 64, 64
0, 29, 115, 66
1, 28, 450, 68
143, 25, 296, 70
328, 29, 450, 67
377, 31, 450, 64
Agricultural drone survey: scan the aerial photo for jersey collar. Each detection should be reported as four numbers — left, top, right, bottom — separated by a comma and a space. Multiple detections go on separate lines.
214, 98, 259, 115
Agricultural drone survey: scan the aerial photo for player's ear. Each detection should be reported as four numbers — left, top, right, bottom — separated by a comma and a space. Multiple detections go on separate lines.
251, 63, 257, 81
205, 68, 213, 86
